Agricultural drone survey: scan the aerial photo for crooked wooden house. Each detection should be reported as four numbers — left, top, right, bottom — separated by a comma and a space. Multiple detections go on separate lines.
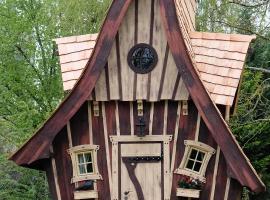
10, 0, 265, 199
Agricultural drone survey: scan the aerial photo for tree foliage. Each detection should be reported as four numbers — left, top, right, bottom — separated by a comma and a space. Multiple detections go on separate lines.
197, 0, 270, 199
0, 0, 111, 199
0, 0, 269, 199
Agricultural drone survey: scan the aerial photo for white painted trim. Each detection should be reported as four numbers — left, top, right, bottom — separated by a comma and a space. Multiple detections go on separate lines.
87, 101, 97, 194
110, 135, 172, 200
164, 139, 171, 199
195, 114, 201, 141
88, 101, 93, 144
149, 102, 154, 135
111, 141, 119, 199
130, 101, 134, 135
115, 101, 120, 135
50, 147, 61, 200
210, 147, 221, 200
102, 102, 113, 195
74, 190, 98, 199
224, 178, 231, 200
68, 145, 102, 183
225, 105, 230, 122
67, 121, 73, 148
175, 140, 215, 181
110, 135, 173, 142
163, 100, 168, 135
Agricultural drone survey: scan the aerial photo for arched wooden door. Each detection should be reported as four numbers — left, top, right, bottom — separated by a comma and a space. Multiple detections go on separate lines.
110, 135, 172, 200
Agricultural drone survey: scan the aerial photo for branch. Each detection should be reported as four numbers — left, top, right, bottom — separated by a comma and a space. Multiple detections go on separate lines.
213, 20, 270, 41
228, 0, 270, 8
246, 66, 270, 74
14, 45, 45, 87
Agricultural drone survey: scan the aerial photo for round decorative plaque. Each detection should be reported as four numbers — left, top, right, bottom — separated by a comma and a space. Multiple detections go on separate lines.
127, 43, 158, 74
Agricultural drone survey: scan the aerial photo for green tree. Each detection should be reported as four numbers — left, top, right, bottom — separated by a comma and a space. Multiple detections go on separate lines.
197, 0, 270, 199
0, 0, 111, 199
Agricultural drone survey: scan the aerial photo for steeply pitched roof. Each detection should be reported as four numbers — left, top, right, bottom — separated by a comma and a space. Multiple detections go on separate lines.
190, 32, 256, 105
55, 31, 254, 106
10, 0, 264, 193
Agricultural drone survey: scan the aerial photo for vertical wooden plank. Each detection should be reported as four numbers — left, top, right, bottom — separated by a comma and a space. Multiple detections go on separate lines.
136, 0, 152, 99
160, 52, 179, 99
174, 78, 189, 100
118, 0, 135, 101
130, 101, 134, 135
45, 161, 59, 200
102, 102, 113, 195
95, 68, 108, 101
111, 141, 119, 199
92, 103, 111, 199
115, 101, 120, 136
88, 101, 93, 144
224, 105, 231, 200
152, 101, 164, 135
149, 102, 155, 135
195, 114, 201, 141
198, 120, 218, 200
47, 147, 61, 200
171, 101, 200, 199
163, 100, 168, 135
167, 101, 178, 135
214, 153, 227, 200
108, 41, 120, 100
163, 141, 171, 199
228, 179, 243, 200
169, 102, 181, 195
70, 102, 90, 146
118, 101, 131, 135
210, 147, 221, 200
67, 121, 73, 148
87, 101, 98, 194
149, 0, 168, 101
53, 128, 74, 200
224, 178, 231, 200
105, 101, 117, 136
170, 101, 181, 172
143, 101, 151, 135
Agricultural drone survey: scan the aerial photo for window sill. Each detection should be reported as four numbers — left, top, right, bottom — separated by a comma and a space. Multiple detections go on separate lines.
176, 188, 200, 198
74, 190, 98, 199
174, 168, 205, 182
72, 174, 103, 183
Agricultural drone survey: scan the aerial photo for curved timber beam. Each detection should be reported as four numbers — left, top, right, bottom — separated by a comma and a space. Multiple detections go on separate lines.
10, 0, 133, 166
159, 0, 265, 193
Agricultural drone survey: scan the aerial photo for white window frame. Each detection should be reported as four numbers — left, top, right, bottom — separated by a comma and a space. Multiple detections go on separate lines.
68, 145, 102, 183
174, 140, 215, 182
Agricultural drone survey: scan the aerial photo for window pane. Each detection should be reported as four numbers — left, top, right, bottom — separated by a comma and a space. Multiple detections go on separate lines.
87, 163, 94, 173
84, 153, 92, 162
194, 162, 202, 172
186, 160, 194, 170
190, 149, 198, 159
197, 151, 205, 161
79, 164, 86, 174
78, 154, 84, 164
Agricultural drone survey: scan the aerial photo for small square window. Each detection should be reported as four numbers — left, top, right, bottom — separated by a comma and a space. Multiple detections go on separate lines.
185, 148, 205, 174
76, 152, 94, 175
174, 140, 215, 182
68, 145, 102, 183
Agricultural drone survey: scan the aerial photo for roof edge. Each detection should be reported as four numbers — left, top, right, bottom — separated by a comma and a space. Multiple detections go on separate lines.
160, 0, 264, 193
9, 0, 133, 166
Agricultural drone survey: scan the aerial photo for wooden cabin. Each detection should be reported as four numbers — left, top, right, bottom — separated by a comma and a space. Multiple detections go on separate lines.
10, 0, 265, 199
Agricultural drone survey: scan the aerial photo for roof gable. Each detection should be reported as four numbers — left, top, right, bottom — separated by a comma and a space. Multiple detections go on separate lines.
10, 0, 264, 193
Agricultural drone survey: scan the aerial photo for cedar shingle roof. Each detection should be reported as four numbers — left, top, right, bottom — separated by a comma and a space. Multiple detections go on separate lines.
55, 32, 255, 106
190, 32, 256, 105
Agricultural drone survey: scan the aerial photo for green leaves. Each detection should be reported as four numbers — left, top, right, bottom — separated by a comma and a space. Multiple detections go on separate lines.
0, 0, 111, 199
